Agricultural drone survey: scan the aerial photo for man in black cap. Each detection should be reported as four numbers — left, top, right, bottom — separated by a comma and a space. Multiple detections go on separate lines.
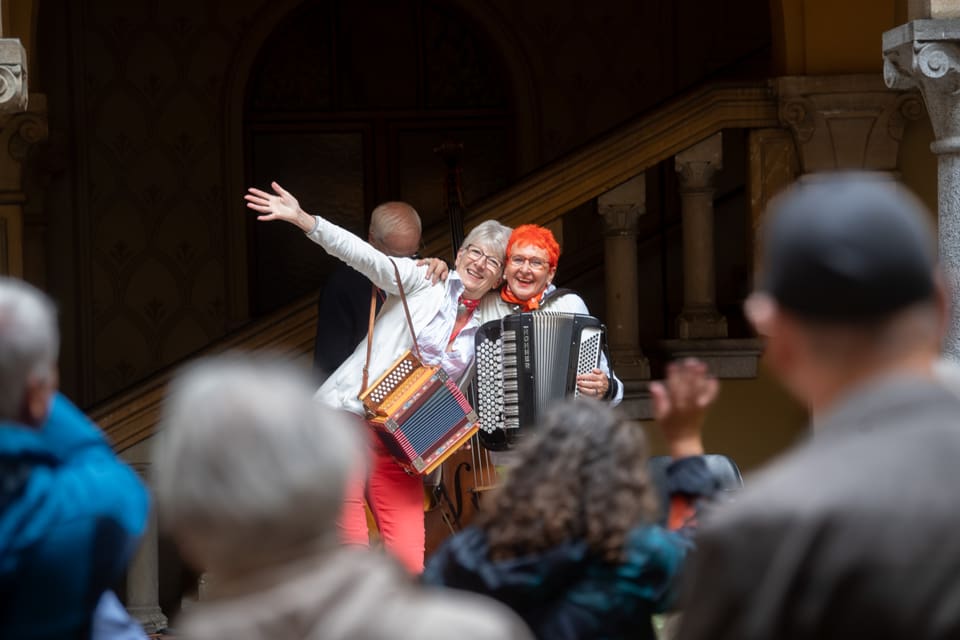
677, 172, 960, 640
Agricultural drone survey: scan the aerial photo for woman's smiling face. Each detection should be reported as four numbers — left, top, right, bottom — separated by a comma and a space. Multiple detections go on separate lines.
504, 243, 556, 302
455, 243, 504, 299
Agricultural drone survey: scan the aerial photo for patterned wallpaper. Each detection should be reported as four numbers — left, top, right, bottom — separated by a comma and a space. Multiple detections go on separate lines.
43, 0, 770, 404
74, 0, 265, 400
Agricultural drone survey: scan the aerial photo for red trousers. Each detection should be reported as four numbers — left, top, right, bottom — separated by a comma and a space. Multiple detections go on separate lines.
338, 437, 425, 573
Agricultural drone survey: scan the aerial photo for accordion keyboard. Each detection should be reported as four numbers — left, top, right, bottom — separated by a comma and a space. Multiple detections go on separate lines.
474, 312, 605, 450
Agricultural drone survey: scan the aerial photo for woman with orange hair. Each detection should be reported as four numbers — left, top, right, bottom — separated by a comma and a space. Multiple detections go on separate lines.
497, 224, 622, 402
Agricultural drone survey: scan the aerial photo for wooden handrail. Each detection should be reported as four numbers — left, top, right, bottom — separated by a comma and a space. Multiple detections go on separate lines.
96, 82, 779, 453
91, 294, 319, 452
422, 82, 778, 259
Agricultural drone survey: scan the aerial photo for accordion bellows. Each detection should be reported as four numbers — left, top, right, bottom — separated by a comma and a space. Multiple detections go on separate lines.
360, 350, 479, 475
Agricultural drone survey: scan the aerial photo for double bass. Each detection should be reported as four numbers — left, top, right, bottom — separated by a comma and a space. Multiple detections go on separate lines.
423, 141, 499, 556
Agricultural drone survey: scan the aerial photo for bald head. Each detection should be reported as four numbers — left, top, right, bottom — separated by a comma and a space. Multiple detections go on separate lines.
369, 202, 421, 258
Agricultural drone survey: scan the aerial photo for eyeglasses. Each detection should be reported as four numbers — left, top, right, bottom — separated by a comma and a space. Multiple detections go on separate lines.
509, 254, 550, 271
464, 245, 503, 272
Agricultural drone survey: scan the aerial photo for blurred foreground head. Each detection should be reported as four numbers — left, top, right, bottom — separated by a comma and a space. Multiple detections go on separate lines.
0, 276, 59, 425
746, 173, 946, 411
153, 354, 359, 575
480, 399, 657, 563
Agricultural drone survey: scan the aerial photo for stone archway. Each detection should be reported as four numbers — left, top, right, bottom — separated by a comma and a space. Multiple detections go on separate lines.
222, 0, 539, 323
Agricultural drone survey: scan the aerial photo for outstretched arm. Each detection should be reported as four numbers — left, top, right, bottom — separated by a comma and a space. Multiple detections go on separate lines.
246, 182, 426, 295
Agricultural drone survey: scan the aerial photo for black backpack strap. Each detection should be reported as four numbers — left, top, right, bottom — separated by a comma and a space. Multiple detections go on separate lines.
539, 287, 575, 304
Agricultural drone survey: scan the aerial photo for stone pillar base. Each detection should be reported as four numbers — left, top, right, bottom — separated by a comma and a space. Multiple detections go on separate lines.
660, 338, 764, 379
676, 310, 728, 339
610, 348, 651, 379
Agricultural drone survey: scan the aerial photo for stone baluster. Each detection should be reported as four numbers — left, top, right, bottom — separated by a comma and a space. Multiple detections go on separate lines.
127, 464, 168, 634
674, 132, 727, 339
598, 174, 650, 380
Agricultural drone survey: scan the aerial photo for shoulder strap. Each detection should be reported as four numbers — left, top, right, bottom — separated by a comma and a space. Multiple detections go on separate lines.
540, 287, 575, 305
360, 259, 421, 393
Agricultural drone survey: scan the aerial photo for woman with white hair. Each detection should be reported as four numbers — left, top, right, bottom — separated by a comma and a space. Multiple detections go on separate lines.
246, 182, 512, 573
153, 355, 533, 640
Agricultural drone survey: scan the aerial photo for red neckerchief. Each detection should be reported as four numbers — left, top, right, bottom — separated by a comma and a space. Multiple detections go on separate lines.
448, 296, 482, 346
500, 286, 544, 311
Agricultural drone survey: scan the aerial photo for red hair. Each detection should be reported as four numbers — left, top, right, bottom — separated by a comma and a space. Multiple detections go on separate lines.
507, 224, 560, 267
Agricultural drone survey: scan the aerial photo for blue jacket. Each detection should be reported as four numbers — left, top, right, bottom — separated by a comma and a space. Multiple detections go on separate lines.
0, 394, 150, 639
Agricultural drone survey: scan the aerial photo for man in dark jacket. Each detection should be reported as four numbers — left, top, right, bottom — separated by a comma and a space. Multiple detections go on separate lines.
313, 202, 422, 378
678, 173, 960, 640
0, 277, 149, 639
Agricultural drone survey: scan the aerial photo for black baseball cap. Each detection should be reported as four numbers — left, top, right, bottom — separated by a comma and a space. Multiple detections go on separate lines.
757, 173, 937, 322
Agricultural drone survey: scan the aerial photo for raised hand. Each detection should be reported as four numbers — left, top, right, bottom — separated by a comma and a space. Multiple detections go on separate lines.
245, 181, 316, 233
649, 358, 718, 458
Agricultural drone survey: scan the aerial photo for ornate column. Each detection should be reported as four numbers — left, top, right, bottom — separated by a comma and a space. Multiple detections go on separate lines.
0, 97, 46, 276
674, 132, 727, 339
598, 174, 650, 380
775, 74, 923, 176
884, 19, 960, 359
127, 464, 168, 634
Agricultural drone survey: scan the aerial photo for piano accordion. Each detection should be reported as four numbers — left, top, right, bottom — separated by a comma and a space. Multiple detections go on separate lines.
474, 312, 605, 450
359, 351, 479, 475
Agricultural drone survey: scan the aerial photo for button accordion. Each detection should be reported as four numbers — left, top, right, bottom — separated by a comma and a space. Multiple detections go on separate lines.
359, 351, 479, 475
473, 312, 605, 450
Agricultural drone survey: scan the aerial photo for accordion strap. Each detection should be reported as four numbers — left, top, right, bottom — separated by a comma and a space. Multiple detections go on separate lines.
360, 259, 421, 394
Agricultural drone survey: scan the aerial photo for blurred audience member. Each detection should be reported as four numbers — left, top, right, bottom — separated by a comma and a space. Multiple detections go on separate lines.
0, 277, 149, 639
424, 362, 720, 640
678, 173, 960, 640
153, 354, 533, 640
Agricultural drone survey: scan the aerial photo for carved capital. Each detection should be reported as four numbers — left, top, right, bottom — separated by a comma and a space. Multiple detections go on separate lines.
675, 133, 723, 191
7, 110, 47, 161
884, 20, 960, 142
598, 174, 645, 234
775, 75, 923, 174
0, 100, 48, 191
0, 40, 27, 115
600, 204, 642, 235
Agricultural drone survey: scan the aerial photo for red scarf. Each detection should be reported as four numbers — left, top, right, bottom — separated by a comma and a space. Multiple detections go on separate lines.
448, 297, 481, 346
500, 286, 543, 311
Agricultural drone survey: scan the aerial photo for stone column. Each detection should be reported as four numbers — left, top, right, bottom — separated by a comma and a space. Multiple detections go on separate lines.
884, 19, 960, 359
775, 74, 923, 176
598, 174, 650, 380
127, 464, 168, 633
0, 98, 46, 276
674, 132, 727, 339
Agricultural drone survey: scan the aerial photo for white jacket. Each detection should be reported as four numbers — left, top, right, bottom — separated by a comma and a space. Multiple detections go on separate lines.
307, 217, 502, 416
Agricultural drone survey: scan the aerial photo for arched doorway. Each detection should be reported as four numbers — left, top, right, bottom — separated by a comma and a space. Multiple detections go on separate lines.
244, 0, 516, 316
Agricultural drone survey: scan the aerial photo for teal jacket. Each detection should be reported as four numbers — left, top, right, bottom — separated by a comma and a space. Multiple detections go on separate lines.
0, 393, 149, 639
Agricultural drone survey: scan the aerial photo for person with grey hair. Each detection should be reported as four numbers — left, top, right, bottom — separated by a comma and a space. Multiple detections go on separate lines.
153, 355, 533, 640
247, 181, 512, 573
677, 173, 960, 640
0, 276, 149, 639
314, 201, 429, 378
